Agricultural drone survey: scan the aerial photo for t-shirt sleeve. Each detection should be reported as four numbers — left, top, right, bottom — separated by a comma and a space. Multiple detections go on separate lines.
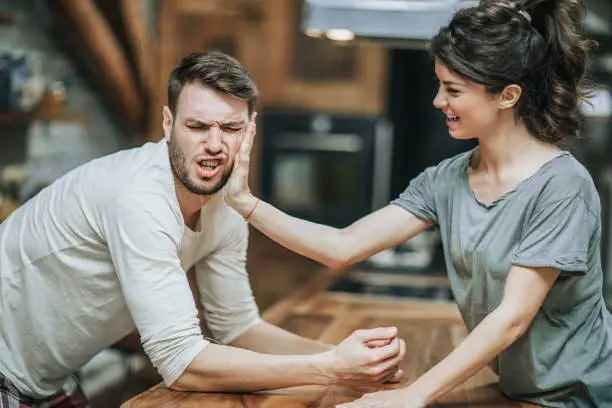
390, 165, 438, 224
194, 221, 261, 345
102, 192, 209, 386
512, 195, 596, 275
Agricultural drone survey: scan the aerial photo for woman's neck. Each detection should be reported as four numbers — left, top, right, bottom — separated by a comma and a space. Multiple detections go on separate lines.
473, 121, 560, 175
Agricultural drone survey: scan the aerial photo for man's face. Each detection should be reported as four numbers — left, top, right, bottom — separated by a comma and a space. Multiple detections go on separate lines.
163, 83, 248, 195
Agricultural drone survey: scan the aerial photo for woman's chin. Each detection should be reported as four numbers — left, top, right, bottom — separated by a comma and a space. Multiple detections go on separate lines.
448, 129, 473, 141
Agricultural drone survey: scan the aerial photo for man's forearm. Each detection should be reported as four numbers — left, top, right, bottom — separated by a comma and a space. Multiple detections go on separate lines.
171, 343, 332, 392
231, 321, 333, 355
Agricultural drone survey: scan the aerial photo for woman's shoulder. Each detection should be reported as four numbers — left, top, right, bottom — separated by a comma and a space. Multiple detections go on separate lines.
534, 152, 600, 211
421, 148, 474, 181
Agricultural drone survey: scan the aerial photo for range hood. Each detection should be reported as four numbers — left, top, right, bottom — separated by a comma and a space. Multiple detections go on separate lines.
302, 0, 612, 48
301, 0, 478, 48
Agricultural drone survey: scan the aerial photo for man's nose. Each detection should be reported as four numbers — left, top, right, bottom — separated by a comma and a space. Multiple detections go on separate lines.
206, 126, 223, 154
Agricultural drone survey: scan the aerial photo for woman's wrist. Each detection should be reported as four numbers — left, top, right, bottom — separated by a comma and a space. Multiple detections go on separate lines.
233, 194, 259, 218
404, 380, 438, 405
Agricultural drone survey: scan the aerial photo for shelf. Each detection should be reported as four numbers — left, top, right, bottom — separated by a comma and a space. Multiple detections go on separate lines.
0, 111, 87, 125
0, 12, 16, 24
0, 111, 35, 125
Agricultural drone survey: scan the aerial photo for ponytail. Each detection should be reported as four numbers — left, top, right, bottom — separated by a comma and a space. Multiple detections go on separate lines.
430, 0, 596, 144
522, 0, 595, 142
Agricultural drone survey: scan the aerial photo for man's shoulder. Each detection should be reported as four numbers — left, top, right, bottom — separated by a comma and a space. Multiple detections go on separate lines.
202, 193, 248, 245
84, 141, 173, 198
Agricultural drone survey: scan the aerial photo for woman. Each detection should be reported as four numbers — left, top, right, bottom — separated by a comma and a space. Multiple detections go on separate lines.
226, 0, 612, 406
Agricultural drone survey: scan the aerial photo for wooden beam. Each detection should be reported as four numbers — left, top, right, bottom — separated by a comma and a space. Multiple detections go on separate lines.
47, 0, 143, 130
119, 0, 156, 110
97, 0, 156, 113
148, 0, 177, 142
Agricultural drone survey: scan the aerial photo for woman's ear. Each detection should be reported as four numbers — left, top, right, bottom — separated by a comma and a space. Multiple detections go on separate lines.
499, 84, 522, 110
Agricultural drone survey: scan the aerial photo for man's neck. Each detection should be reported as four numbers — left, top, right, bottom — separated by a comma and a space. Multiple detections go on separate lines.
174, 178, 213, 230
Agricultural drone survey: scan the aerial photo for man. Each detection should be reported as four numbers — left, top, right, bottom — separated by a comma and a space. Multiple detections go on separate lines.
0, 51, 405, 407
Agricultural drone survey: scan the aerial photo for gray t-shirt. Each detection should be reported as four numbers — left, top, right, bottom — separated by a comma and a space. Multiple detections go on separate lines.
392, 149, 612, 407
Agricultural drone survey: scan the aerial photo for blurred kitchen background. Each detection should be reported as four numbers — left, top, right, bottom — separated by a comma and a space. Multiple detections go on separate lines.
1, 0, 611, 406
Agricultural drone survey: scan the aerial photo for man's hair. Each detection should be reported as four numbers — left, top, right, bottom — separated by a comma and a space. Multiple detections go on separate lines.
167, 51, 259, 115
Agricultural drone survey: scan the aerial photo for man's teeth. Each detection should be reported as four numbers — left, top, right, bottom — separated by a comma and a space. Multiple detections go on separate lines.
200, 160, 221, 168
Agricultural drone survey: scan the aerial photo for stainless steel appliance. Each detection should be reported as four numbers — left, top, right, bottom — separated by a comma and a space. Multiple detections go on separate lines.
302, 0, 612, 48
260, 110, 393, 227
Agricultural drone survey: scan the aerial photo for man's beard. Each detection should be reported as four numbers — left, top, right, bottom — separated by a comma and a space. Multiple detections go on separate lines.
168, 134, 233, 196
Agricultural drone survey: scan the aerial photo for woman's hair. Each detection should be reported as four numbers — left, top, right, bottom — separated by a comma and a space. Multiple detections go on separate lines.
430, 0, 596, 144
168, 51, 259, 116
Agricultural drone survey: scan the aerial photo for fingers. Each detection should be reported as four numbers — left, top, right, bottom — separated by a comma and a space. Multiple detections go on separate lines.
244, 112, 257, 150
368, 338, 405, 383
372, 349, 403, 380
370, 338, 402, 362
235, 113, 257, 176
352, 327, 397, 343
384, 368, 404, 384
365, 339, 392, 348
238, 112, 257, 161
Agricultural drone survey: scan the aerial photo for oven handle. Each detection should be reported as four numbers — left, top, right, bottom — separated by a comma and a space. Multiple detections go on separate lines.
272, 133, 364, 153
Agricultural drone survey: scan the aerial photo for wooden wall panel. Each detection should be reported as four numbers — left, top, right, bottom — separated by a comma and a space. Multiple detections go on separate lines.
262, 0, 388, 114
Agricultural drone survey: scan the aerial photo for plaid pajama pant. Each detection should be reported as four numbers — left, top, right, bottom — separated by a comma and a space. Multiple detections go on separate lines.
0, 373, 88, 408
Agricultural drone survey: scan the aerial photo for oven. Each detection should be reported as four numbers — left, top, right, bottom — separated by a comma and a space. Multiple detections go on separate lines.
260, 110, 393, 227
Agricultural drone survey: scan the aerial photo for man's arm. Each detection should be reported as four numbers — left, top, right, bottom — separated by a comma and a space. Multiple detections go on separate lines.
171, 327, 403, 392
230, 320, 333, 354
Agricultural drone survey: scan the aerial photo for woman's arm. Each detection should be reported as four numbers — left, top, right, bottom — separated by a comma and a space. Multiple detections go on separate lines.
342, 265, 560, 407
410, 265, 559, 403
238, 198, 430, 269
226, 115, 432, 268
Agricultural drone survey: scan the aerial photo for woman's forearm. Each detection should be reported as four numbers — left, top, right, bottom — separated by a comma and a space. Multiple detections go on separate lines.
410, 306, 528, 404
234, 194, 349, 268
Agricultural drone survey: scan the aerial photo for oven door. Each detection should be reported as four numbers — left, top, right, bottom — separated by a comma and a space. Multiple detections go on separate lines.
261, 112, 392, 228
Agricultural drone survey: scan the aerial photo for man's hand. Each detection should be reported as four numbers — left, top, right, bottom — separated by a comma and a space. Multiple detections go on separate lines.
321, 327, 406, 388
365, 338, 404, 384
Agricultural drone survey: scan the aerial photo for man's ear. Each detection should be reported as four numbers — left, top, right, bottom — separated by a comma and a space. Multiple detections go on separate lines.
162, 106, 173, 141
499, 84, 522, 110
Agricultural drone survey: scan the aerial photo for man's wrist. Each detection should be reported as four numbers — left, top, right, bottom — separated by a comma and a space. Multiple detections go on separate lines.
310, 351, 338, 386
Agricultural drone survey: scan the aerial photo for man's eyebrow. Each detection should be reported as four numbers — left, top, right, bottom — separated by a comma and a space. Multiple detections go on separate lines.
220, 120, 247, 126
183, 118, 246, 126
184, 118, 209, 124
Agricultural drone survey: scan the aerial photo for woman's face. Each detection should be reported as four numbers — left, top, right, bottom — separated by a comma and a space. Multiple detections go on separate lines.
433, 59, 503, 140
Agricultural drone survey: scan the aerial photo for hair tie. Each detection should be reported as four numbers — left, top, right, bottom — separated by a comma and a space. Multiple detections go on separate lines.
518, 9, 532, 24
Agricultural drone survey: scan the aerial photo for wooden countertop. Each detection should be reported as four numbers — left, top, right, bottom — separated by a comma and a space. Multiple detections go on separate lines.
121, 269, 540, 408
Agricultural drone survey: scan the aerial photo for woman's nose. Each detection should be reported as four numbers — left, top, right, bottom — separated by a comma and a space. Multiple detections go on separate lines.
433, 90, 446, 109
